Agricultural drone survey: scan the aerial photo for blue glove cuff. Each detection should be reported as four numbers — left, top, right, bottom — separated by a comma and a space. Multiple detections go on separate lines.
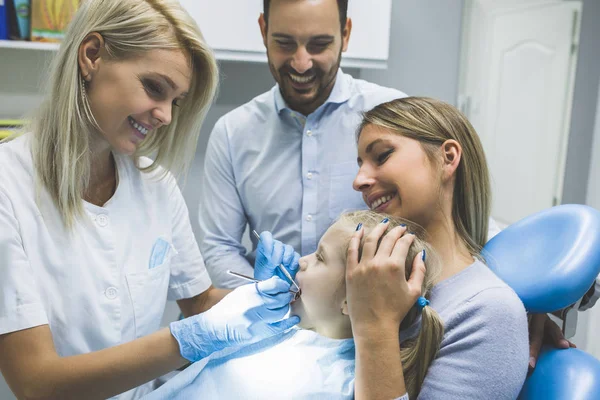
170, 318, 218, 362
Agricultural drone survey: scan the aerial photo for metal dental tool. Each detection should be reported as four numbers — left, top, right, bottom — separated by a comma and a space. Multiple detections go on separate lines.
226, 270, 300, 298
252, 230, 301, 293
227, 270, 260, 284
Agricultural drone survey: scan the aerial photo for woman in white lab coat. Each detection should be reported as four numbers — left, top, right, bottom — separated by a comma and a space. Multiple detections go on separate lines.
0, 1, 298, 399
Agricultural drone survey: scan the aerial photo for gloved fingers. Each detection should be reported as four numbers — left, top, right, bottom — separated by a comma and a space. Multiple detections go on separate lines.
255, 290, 294, 309
260, 303, 292, 321
257, 231, 275, 258
271, 240, 286, 267
288, 252, 300, 278
268, 315, 301, 333
280, 246, 300, 279
544, 316, 570, 349
256, 276, 292, 296
528, 313, 546, 370
282, 244, 295, 267
255, 231, 278, 280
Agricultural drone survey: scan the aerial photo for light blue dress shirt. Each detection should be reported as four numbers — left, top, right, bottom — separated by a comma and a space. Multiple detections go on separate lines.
199, 69, 405, 288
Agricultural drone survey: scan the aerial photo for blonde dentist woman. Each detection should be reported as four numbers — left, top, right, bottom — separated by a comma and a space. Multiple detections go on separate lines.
0, 1, 298, 399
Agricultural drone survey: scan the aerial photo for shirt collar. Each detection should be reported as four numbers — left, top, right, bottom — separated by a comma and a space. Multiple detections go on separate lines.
273, 68, 351, 115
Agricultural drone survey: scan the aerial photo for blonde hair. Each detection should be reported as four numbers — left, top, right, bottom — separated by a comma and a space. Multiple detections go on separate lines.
30, 0, 219, 228
334, 210, 444, 399
358, 97, 491, 255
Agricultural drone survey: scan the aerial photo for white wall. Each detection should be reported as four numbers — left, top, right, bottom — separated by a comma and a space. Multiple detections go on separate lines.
557, 0, 600, 355
360, 0, 464, 105
562, 0, 600, 204
586, 81, 600, 211
572, 80, 600, 358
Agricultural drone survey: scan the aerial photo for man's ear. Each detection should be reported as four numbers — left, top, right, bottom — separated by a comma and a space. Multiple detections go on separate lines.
258, 13, 268, 48
78, 32, 105, 81
341, 17, 352, 52
341, 299, 349, 316
440, 139, 462, 182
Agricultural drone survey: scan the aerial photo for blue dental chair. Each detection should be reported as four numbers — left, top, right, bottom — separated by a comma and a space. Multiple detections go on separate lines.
483, 204, 600, 400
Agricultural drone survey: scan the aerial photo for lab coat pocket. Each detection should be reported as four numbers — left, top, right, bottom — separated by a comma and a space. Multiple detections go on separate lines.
328, 162, 367, 221
126, 260, 171, 338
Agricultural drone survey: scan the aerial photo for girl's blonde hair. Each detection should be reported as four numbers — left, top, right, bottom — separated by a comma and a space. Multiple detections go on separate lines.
358, 96, 491, 254
30, 0, 219, 227
335, 210, 444, 399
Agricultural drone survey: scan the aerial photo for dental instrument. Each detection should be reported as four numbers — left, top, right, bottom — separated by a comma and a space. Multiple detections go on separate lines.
227, 270, 301, 299
227, 270, 260, 284
252, 230, 301, 293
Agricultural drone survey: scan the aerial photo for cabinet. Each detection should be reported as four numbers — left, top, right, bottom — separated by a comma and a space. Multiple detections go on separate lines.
179, 0, 392, 68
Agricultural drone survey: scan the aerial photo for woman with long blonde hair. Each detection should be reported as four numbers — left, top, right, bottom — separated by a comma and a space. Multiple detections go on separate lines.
0, 1, 298, 398
347, 97, 530, 399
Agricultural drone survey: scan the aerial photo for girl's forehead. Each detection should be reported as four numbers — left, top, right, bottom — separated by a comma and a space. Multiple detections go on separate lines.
322, 223, 353, 251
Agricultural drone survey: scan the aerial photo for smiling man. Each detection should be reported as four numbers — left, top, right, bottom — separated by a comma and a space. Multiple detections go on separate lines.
199, 0, 405, 288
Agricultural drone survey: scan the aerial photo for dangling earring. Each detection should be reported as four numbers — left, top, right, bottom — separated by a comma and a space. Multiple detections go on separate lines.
80, 74, 88, 99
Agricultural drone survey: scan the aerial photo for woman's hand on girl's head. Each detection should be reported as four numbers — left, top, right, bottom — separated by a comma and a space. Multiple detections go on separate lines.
345, 221, 427, 339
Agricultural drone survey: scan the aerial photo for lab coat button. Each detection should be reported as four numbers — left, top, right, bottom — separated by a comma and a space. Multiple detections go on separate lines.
307, 172, 313, 180
97, 214, 109, 227
306, 214, 313, 221
306, 130, 312, 136
105, 287, 118, 300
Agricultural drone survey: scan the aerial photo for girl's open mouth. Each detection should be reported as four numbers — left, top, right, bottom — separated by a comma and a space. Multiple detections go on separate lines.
292, 288, 302, 303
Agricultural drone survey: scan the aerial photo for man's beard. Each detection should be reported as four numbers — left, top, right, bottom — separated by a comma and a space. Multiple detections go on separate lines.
268, 51, 342, 114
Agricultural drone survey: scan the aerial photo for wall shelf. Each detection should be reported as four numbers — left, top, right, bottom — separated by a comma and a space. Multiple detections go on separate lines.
0, 40, 60, 51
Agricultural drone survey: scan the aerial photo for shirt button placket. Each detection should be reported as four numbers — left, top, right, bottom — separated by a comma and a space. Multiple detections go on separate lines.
301, 121, 318, 255
94, 210, 120, 337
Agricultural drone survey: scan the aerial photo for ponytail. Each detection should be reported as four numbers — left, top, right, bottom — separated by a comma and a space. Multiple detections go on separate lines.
400, 304, 444, 398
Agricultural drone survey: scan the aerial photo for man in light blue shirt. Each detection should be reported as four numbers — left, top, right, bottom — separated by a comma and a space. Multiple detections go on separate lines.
198, 0, 404, 288
197, 0, 570, 392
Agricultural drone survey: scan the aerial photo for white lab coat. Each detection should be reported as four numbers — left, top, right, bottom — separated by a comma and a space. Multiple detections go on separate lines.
0, 135, 212, 400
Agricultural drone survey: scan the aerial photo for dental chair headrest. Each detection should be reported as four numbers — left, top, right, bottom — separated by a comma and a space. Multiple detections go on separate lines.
483, 204, 600, 313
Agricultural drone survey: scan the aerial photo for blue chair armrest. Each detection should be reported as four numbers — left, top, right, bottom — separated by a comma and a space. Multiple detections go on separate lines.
519, 347, 600, 400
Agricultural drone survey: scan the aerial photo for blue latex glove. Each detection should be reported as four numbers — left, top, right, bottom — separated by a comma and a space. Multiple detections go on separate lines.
254, 231, 300, 281
170, 276, 299, 362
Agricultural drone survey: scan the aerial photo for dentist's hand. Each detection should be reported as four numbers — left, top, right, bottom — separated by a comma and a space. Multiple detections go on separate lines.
170, 276, 299, 362
254, 231, 300, 281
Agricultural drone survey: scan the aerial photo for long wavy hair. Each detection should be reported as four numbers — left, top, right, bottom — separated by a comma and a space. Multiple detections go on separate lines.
336, 210, 444, 399
29, 0, 219, 228
358, 96, 491, 254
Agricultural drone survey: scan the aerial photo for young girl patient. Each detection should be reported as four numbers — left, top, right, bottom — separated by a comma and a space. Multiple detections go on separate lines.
144, 210, 443, 399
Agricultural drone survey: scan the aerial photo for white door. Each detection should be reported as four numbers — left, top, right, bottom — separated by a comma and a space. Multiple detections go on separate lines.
459, 0, 581, 226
